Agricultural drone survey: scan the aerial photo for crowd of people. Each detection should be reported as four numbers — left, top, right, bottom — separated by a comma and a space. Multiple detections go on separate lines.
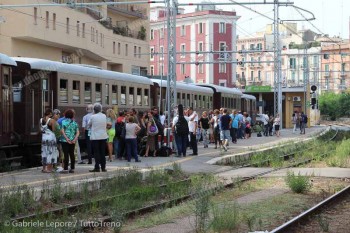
40, 104, 167, 173
39, 103, 308, 174
172, 105, 254, 157
260, 111, 308, 137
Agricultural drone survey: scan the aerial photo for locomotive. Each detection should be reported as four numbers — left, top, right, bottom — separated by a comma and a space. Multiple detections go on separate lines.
0, 53, 255, 170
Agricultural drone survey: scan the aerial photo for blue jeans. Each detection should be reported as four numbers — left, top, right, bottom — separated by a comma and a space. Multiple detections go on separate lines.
230, 128, 237, 143
113, 138, 119, 157
175, 133, 188, 156
85, 130, 93, 163
125, 138, 139, 162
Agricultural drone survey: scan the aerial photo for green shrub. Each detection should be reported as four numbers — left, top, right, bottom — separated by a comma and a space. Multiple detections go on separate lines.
326, 139, 350, 167
211, 203, 239, 233
285, 171, 312, 193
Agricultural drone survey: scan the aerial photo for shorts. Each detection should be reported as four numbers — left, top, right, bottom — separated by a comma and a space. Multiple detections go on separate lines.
275, 125, 280, 131
107, 128, 116, 143
220, 130, 231, 141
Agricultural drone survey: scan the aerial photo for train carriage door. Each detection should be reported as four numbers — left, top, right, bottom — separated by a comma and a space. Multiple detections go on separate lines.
41, 73, 52, 116
1, 66, 13, 140
28, 71, 51, 134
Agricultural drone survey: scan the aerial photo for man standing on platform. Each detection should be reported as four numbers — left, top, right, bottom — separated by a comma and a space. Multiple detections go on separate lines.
82, 104, 93, 164
187, 107, 198, 156
220, 108, 232, 151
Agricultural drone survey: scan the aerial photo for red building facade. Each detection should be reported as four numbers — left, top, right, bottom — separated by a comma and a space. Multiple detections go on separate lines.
150, 8, 239, 87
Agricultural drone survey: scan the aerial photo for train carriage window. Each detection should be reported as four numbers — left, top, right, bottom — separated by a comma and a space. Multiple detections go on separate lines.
198, 95, 201, 108
73, 81, 80, 104
203, 96, 206, 108
209, 96, 213, 109
95, 83, 102, 103
221, 97, 224, 107
105, 84, 109, 105
84, 82, 92, 104
60, 79, 68, 103
187, 94, 190, 108
177, 93, 180, 105
129, 87, 134, 105
3, 70, 9, 86
234, 98, 237, 109
182, 93, 185, 105
137, 88, 142, 106
194, 95, 197, 108
112, 85, 118, 105
121, 86, 126, 105
144, 89, 149, 106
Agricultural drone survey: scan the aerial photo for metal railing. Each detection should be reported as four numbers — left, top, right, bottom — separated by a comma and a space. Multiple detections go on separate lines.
104, 0, 148, 19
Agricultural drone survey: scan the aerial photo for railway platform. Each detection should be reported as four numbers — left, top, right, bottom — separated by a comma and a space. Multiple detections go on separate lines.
2, 125, 349, 195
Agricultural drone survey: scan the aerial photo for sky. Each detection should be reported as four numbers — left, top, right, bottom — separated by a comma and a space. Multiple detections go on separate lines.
172, 0, 349, 40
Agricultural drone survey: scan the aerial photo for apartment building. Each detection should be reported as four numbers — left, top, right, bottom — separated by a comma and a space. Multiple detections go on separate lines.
236, 36, 266, 88
0, 0, 150, 75
149, 6, 239, 87
321, 43, 350, 93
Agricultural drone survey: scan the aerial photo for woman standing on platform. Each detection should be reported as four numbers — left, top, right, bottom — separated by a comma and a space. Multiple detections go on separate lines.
145, 111, 158, 157
60, 109, 80, 173
199, 111, 210, 148
291, 112, 298, 134
125, 116, 141, 162
40, 109, 59, 173
274, 113, 281, 137
106, 109, 116, 162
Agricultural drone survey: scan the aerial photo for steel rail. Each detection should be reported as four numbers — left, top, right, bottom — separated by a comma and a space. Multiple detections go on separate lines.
270, 185, 350, 233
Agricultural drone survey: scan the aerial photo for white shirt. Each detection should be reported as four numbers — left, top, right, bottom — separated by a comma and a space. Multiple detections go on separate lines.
125, 123, 140, 139
212, 115, 219, 128
82, 112, 92, 130
160, 115, 166, 125
262, 114, 269, 125
188, 112, 198, 133
88, 112, 108, 140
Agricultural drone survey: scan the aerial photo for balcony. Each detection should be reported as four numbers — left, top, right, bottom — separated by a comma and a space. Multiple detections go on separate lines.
105, 0, 148, 19
338, 84, 347, 90
340, 71, 347, 77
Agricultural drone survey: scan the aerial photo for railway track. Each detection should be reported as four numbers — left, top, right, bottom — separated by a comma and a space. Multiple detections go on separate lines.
270, 185, 350, 233
225, 125, 339, 170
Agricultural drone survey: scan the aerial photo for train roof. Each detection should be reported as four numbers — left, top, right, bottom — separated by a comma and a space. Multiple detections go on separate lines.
151, 79, 214, 94
0, 53, 17, 66
242, 94, 256, 100
195, 83, 243, 95
12, 57, 153, 85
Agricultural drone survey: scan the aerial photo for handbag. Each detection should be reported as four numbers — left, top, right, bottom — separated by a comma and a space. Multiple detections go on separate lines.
148, 119, 159, 136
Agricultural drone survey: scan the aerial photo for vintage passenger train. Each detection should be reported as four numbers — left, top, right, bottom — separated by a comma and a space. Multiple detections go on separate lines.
0, 53, 255, 169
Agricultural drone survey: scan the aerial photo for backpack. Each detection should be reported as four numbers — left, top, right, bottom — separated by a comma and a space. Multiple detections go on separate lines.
156, 146, 172, 157
175, 116, 189, 136
115, 121, 125, 138
302, 115, 308, 124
